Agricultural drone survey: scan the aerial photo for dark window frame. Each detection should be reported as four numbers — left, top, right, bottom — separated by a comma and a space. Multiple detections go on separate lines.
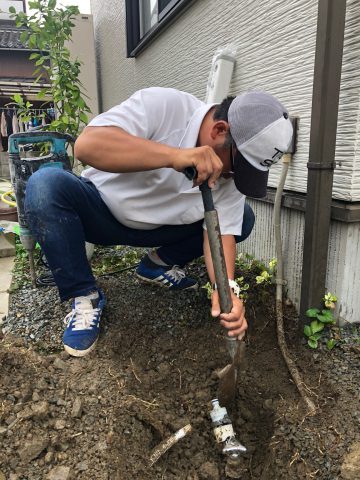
125, 0, 194, 58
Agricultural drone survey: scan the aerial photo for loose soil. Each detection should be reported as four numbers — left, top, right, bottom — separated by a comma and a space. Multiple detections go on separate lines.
0, 254, 359, 479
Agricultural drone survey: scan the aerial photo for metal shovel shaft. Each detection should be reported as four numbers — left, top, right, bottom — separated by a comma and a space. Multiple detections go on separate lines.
204, 209, 237, 360
200, 184, 237, 346
199, 183, 241, 406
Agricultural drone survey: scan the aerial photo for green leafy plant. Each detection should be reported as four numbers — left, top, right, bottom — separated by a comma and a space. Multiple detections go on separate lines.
201, 279, 250, 301
202, 255, 276, 302
202, 281, 213, 299
91, 246, 143, 276
6, 94, 35, 124
304, 292, 337, 349
9, 0, 90, 138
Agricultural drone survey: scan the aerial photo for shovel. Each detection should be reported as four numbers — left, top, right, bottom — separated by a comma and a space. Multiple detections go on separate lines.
184, 167, 245, 407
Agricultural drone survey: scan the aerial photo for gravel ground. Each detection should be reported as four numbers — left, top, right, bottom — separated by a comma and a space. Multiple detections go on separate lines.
0, 250, 359, 479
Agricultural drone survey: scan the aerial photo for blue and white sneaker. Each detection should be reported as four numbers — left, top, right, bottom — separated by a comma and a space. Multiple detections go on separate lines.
63, 289, 106, 357
136, 255, 198, 290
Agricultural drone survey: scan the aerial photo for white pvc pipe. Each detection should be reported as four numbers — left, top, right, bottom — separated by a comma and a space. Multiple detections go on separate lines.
205, 46, 237, 104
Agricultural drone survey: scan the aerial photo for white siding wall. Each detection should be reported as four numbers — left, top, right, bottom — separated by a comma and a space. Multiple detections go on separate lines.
239, 199, 305, 307
240, 201, 360, 324
90, 0, 360, 201
90, 0, 360, 322
327, 221, 360, 324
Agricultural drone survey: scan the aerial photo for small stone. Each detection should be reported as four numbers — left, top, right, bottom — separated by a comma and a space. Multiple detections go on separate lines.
46, 466, 71, 480
198, 461, 220, 480
76, 461, 88, 472
31, 401, 50, 419
263, 399, 273, 410
341, 442, 360, 480
45, 451, 54, 464
5, 415, 16, 425
96, 440, 107, 451
53, 358, 67, 370
18, 437, 48, 463
32, 391, 41, 402
54, 419, 66, 430
35, 378, 49, 390
17, 406, 33, 420
106, 430, 114, 444
56, 452, 68, 461
71, 397, 83, 418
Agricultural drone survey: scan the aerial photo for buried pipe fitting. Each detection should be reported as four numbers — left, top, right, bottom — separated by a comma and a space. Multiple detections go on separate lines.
210, 399, 246, 478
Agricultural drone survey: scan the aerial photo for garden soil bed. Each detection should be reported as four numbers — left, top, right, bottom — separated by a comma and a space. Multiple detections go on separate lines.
0, 257, 359, 479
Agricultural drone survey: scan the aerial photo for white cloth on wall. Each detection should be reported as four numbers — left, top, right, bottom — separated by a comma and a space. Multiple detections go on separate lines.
0, 112, 7, 137
12, 111, 19, 133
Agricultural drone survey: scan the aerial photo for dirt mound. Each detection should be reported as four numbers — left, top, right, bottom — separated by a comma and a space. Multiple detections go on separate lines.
1, 268, 359, 479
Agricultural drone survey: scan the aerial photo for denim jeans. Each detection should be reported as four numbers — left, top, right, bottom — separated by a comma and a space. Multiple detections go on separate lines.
25, 168, 255, 301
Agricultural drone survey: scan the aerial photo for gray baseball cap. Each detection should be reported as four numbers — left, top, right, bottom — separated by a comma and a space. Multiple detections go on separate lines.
228, 91, 293, 198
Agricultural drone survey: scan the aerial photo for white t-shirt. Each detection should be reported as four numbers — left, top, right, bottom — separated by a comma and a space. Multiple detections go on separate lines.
82, 87, 245, 235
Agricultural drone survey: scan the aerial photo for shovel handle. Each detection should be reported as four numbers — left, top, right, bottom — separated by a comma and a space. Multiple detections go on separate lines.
183, 168, 239, 360
183, 167, 232, 314
199, 183, 233, 315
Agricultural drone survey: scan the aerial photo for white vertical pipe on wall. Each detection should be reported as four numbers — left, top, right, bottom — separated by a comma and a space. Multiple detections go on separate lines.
205, 46, 237, 104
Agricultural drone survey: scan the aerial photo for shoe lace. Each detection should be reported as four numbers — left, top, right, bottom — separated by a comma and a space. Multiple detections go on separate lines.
64, 300, 99, 331
166, 265, 186, 284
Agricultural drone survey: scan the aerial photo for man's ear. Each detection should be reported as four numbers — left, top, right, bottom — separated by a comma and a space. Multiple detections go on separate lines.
211, 120, 230, 140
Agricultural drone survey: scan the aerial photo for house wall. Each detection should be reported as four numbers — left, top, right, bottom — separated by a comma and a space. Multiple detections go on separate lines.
0, 51, 36, 78
90, 0, 360, 322
240, 200, 360, 324
66, 14, 99, 120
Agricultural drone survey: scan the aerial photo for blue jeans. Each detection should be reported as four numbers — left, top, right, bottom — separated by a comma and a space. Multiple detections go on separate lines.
25, 168, 255, 301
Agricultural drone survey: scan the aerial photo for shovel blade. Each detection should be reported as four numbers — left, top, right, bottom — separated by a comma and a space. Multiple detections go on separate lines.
217, 340, 246, 408
218, 364, 237, 407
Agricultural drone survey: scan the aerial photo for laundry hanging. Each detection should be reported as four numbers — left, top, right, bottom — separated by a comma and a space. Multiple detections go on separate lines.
0, 111, 7, 137
0, 106, 56, 151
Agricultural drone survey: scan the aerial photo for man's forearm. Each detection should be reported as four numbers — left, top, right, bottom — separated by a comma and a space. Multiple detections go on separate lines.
203, 231, 236, 284
74, 126, 224, 187
75, 126, 177, 173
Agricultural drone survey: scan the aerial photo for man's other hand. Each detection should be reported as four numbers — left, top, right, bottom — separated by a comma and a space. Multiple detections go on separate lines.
211, 290, 247, 339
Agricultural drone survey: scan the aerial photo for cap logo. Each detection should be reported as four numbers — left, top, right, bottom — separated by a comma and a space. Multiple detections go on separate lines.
260, 148, 284, 168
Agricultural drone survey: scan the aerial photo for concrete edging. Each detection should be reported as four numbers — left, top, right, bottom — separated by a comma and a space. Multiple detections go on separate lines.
0, 256, 15, 321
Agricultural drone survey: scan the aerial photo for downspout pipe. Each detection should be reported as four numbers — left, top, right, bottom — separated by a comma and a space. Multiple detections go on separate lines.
299, 0, 346, 327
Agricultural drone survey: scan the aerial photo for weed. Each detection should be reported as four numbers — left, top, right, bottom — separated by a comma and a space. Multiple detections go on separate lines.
202, 253, 276, 302
304, 292, 337, 349
91, 246, 143, 276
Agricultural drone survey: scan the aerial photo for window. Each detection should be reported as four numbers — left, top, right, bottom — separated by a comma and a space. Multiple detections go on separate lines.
126, 0, 194, 57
